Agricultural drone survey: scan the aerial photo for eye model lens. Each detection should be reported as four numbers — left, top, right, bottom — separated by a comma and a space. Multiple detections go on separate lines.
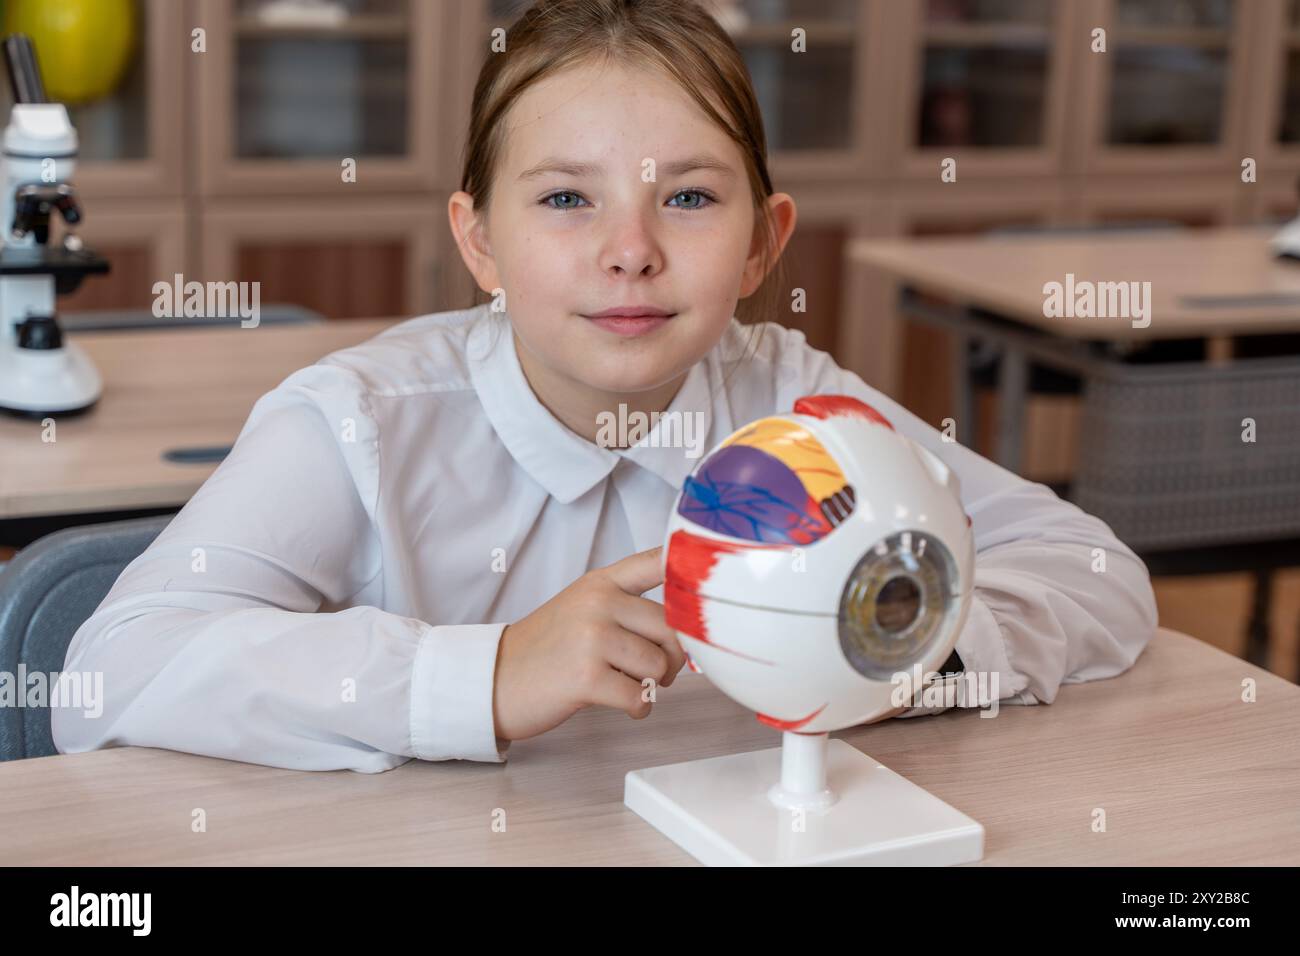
875, 575, 922, 633
837, 530, 958, 681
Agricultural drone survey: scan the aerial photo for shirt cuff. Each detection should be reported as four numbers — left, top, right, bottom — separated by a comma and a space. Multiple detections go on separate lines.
953, 593, 1030, 706
409, 622, 510, 763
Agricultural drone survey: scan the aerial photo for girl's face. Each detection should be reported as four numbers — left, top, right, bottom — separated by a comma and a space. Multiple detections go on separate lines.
450, 59, 795, 416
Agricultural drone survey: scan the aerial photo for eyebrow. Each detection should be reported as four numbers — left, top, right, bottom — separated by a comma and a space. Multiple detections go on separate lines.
516, 154, 737, 182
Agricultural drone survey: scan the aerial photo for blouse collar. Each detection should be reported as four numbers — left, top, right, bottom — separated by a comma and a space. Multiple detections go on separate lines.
467, 306, 715, 504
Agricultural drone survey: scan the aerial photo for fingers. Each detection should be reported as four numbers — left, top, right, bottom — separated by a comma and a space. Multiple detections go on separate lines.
604, 624, 672, 686
588, 665, 653, 719
575, 546, 679, 720
610, 592, 686, 687
600, 546, 664, 596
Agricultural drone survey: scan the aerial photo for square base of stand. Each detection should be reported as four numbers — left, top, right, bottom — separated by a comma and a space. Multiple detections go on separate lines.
624, 739, 984, 866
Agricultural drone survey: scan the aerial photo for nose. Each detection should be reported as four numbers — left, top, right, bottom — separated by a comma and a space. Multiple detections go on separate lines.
598, 207, 664, 279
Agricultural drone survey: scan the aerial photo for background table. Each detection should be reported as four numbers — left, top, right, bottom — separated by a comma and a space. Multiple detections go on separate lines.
850, 226, 1300, 343
850, 225, 1300, 467
851, 226, 1300, 677
1, 628, 1295, 866
0, 319, 397, 548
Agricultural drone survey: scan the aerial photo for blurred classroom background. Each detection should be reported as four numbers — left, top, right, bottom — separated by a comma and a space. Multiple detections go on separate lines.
2, 0, 1299, 680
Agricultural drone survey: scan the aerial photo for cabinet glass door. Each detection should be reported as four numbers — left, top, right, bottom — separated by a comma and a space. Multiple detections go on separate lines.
918, 0, 1055, 149
233, 0, 409, 160
1106, 0, 1235, 146
718, 0, 860, 154
0, 0, 185, 198
0, 0, 147, 161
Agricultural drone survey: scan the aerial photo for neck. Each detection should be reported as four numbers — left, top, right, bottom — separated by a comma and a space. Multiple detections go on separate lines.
512, 328, 687, 447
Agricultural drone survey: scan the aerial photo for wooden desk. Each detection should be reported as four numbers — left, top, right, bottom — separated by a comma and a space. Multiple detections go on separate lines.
1, 628, 1295, 865
849, 227, 1300, 470
849, 225, 1300, 342
0, 319, 398, 521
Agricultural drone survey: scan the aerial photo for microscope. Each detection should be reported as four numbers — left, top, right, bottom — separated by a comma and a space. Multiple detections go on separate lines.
0, 34, 109, 418
1273, 174, 1300, 261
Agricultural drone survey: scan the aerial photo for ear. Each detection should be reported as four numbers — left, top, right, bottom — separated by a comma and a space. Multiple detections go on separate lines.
739, 192, 797, 298
448, 191, 503, 295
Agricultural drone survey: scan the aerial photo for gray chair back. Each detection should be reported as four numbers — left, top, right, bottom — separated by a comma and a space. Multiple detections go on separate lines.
0, 514, 174, 760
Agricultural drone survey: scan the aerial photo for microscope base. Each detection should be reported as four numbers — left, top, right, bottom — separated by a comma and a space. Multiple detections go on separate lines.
0, 339, 101, 416
625, 739, 984, 866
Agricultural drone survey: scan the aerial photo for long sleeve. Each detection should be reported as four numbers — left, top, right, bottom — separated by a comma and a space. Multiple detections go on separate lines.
52, 364, 509, 773
783, 328, 1159, 707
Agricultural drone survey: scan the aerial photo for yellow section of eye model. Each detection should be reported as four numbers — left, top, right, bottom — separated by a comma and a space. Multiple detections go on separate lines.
720, 417, 848, 503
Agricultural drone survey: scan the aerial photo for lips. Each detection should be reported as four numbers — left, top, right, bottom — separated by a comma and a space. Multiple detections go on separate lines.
582, 306, 677, 338
583, 306, 676, 318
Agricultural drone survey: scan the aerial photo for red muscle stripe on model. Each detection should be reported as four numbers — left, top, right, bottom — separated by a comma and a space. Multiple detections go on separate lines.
793, 394, 895, 430
755, 703, 827, 731
663, 530, 779, 664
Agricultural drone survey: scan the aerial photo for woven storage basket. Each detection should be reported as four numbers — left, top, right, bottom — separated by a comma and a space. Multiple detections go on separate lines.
1070, 352, 1300, 551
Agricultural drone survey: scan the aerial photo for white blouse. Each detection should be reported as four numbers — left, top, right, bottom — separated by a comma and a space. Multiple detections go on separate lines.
52, 303, 1159, 773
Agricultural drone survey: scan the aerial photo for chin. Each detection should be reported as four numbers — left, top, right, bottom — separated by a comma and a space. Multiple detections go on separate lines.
578, 361, 679, 396
582, 324, 700, 379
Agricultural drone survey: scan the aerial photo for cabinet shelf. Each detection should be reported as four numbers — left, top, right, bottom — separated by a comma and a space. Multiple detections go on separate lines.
727, 21, 856, 45
922, 22, 1051, 47
233, 14, 407, 38
1113, 27, 1233, 48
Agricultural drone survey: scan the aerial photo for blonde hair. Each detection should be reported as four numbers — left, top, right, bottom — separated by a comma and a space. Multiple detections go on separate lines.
457, 0, 787, 359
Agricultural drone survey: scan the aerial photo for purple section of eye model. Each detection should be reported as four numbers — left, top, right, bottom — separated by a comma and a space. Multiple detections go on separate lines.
677, 443, 827, 544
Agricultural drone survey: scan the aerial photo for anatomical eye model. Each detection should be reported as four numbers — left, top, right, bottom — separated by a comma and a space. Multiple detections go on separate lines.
625, 394, 985, 867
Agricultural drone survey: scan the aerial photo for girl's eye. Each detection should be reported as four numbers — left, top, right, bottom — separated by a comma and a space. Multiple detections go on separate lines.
541, 191, 588, 210
668, 188, 715, 210
539, 188, 717, 211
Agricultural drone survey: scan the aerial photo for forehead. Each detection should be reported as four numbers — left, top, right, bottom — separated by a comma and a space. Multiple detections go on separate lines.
499, 58, 740, 173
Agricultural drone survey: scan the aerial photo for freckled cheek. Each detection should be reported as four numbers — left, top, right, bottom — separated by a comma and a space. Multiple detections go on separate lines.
506, 239, 580, 299
675, 232, 749, 291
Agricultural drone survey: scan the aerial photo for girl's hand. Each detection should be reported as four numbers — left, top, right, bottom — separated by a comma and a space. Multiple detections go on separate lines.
491, 546, 687, 742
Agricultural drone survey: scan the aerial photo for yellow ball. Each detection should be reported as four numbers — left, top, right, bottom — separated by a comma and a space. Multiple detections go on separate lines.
3, 0, 137, 105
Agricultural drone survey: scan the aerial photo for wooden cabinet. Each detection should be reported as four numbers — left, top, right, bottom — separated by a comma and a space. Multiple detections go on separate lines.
0, 0, 189, 314
1280, 0, 1300, 151
0, 0, 187, 198
890, 0, 1077, 179
197, 196, 440, 321
27, 0, 460, 318
187, 0, 451, 318
722, 0, 884, 181
1073, 0, 1253, 174
17, 0, 1293, 337
51, 199, 188, 312
193, 0, 448, 197
1073, 174, 1240, 226
1244, 0, 1300, 210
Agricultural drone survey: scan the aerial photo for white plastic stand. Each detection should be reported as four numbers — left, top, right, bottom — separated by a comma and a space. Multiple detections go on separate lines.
624, 731, 984, 866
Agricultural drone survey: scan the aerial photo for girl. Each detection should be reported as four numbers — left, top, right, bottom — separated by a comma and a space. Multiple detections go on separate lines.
53, 0, 1158, 773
